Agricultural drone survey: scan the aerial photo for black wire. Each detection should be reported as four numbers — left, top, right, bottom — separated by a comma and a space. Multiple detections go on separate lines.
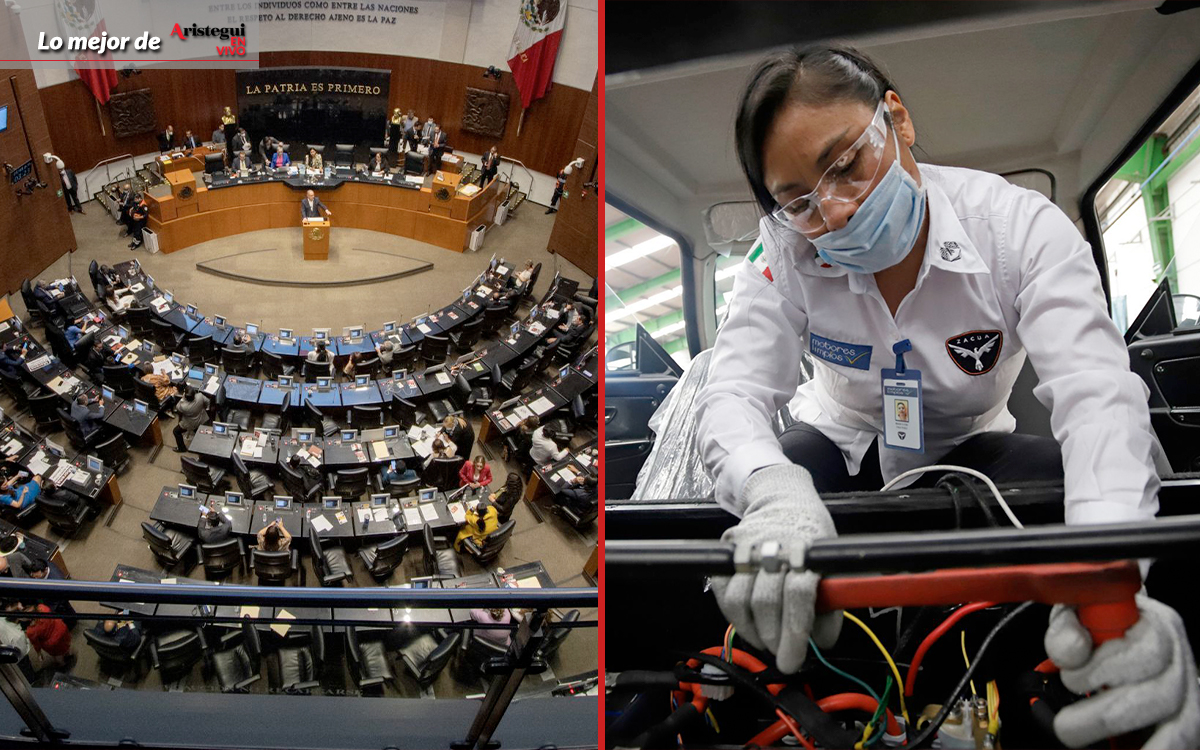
907, 601, 1035, 749
937, 476, 963, 530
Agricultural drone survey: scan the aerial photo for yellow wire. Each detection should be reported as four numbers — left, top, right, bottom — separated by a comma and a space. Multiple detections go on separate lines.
706, 707, 720, 734
961, 630, 977, 697
842, 611, 910, 725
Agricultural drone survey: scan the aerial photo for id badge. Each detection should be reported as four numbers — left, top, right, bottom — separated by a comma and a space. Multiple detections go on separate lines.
882, 368, 924, 452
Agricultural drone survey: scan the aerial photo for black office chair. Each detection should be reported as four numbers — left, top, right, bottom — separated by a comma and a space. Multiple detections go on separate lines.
124, 305, 152, 336
309, 532, 353, 587
499, 358, 538, 397
84, 626, 147, 680
57, 408, 103, 451
422, 456, 465, 492
94, 433, 132, 474
355, 355, 381, 379
393, 344, 419, 372
1, 373, 38, 411
215, 387, 252, 432
346, 627, 394, 691
151, 627, 209, 684
536, 610, 580, 663
376, 473, 420, 498
301, 359, 333, 382
422, 523, 462, 578
141, 521, 197, 573
87, 259, 102, 298
150, 318, 183, 351
399, 631, 461, 690
420, 334, 450, 366
200, 537, 247, 579
449, 317, 484, 355
28, 393, 62, 432
452, 373, 491, 414
350, 405, 382, 430
251, 547, 301, 586
367, 146, 388, 168
357, 533, 408, 581
232, 452, 273, 500
260, 350, 294, 379
461, 519, 516, 564
331, 467, 369, 502
181, 455, 228, 494
212, 619, 262, 693
334, 143, 355, 168
102, 364, 136, 397
19, 279, 42, 327
307, 143, 326, 156
132, 377, 165, 414
260, 391, 291, 432
187, 335, 216, 363
268, 625, 324, 694
460, 626, 509, 676
481, 304, 510, 335
36, 492, 91, 537
220, 346, 254, 376
306, 400, 339, 438
559, 499, 599, 529
390, 395, 424, 428
426, 393, 460, 425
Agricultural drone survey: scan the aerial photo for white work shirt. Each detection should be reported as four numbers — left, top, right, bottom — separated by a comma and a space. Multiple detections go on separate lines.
59, 169, 72, 190
696, 163, 1161, 527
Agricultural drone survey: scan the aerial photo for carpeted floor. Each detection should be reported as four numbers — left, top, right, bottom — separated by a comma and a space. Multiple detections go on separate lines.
1, 196, 597, 701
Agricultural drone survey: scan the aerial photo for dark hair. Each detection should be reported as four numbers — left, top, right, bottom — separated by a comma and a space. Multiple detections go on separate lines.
0, 537, 20, 555
205, 510, 220, 525
263, 525, 281, 547
22, 558, 47, 576
504, 472, 522, 497
736, 44, 900, 215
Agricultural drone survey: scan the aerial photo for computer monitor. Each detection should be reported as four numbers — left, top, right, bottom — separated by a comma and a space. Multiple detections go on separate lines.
185, 304, 198, 317
383, 321, 396, 333
278, 375, 293, 387
86, 455, 103, 473
559, 365, 569, 380
446, 484, 467, 501
313, 328, 330, 340
383, 425, 399, 439
454, 352, 475, 366
392, 369, 407, 381
44, 440, 65, 458
370, 493, 389, 507
296, 429, 314, 443
133, 400, 149, 415
171, 353, 183, 365
274, 496, 292, 510
245, 323, 259, 336
178, 484, 196, 500
145, 274, 153, 286
510, 322, 520, 337
316, 376, 332, 389
117, 326, 129, 339
212, 422, 229, 435
204, 364, 217, 376
164, 291, 174, 304
354, 374, 369, 387
345, 326, 364, 339
101, 385, 115, 402
340, 429, 357, 442
213, 315, 226, 327
279, 328, 293, 339
425, 363, 444, 375
418, 487, 436, 502
225, 491, 243, 505
204, 153, 225, 174
141, 341, 153, 353
187, 367, 203, 381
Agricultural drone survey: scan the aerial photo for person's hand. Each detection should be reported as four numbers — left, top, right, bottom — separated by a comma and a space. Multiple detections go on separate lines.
1045, 594, 1199, 749
710, 464, 842, 673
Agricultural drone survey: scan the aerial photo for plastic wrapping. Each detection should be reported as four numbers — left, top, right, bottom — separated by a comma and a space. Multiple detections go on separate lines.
629, 349, 717, 502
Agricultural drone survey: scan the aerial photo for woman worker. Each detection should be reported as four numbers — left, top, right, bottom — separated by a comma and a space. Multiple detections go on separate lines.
695, 45, 1196, 748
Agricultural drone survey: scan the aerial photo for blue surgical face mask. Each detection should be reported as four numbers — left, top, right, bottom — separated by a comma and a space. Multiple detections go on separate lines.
810, 134, 926, 274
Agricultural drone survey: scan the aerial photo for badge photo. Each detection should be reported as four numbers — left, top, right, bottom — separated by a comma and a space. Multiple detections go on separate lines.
946, 330, 1002, 375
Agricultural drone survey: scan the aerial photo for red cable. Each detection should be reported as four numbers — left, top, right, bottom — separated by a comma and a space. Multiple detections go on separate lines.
749, 693, 899, 747
905, 602, 997, 697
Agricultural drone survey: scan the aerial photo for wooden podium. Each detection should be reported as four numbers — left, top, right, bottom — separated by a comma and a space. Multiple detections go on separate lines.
303, 219, 330, 260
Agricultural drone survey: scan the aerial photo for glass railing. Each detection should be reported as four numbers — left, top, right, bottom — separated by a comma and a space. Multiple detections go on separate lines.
0, 578, 597, 748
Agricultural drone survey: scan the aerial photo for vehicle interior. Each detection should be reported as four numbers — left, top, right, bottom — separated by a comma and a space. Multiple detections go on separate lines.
605, 2, 1200, 747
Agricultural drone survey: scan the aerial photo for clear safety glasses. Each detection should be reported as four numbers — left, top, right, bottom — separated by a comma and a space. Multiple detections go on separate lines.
769, 100, 897, 235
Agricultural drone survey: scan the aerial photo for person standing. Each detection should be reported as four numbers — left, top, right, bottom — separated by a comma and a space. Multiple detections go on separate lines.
157, 125, 175, 152
403, 111, 419, 152
421, 117, 436, 145
173, 386, 210, 453
127, 194, 148, 250
430, 126, 447, 171
387, 108, 403, 155
221, 107, 238, 160
59, 164, 83, 214
479, 146, 500, 187
546, 169, 568, 214
300, 190, 331, 221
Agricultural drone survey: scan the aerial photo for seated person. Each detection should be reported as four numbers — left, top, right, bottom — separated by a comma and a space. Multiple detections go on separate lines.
0, 475, 42, 510
454, 498, 499, 551
514, 260, 535, 289
367, 152, 388, 174
32, 280, 56, 307
306, 341, 333, 374
0, 536, 31, 577
23, 557, 66, 581
232, 151, 253, 173
381, 459, 418, 485
64, 318, 87, 350
269, 144, 291, 169
23, 601, 72, 669
558, 470, 598, 515
257, 518, 292, 552
83, 340, 114, 381
285, 453, 324, 497
375, 340, 394, 368
140, 369, 181, 413
423, 437, 457, 470
440, 414, 475, 457
530, 423, 569, 466
0, 345, 27, 381
225, 332, 252, 353
469, 607, 513, 648
95, 618, 141, 654
488, 472, 523, 522
459, 455, 493, 489
103, 287, 133, 317
304, 147, 323, 171
342, 351, 364, 378
0, 603, 30, 661
198, 509, 232, 545
69, 393, 105, 437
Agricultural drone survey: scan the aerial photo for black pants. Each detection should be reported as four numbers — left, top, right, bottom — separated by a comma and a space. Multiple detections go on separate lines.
431, 146, 445, 170
130, 219, 146, 246
63, 186, 81, 212
388, 124, 401, 154
478, 167, 496, 187
549, 185, 563, 208
777, 422, 1063, 495
173, 424, 189, 451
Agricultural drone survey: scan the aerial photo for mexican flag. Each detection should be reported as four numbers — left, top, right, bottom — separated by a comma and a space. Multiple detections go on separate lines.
55, 1, 118, 104
507, 0, 567, 110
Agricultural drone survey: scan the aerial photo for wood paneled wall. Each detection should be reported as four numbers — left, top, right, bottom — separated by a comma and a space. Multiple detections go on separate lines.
547, 78, 598, 275
0, 68, 79, 297
37, 52, 590, 182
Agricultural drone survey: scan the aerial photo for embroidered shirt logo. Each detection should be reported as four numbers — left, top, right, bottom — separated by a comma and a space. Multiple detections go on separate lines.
940, 241, 962, 262
748, 241, 772, 281
946, 330, 1002, 375
810, 333, 872, 370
